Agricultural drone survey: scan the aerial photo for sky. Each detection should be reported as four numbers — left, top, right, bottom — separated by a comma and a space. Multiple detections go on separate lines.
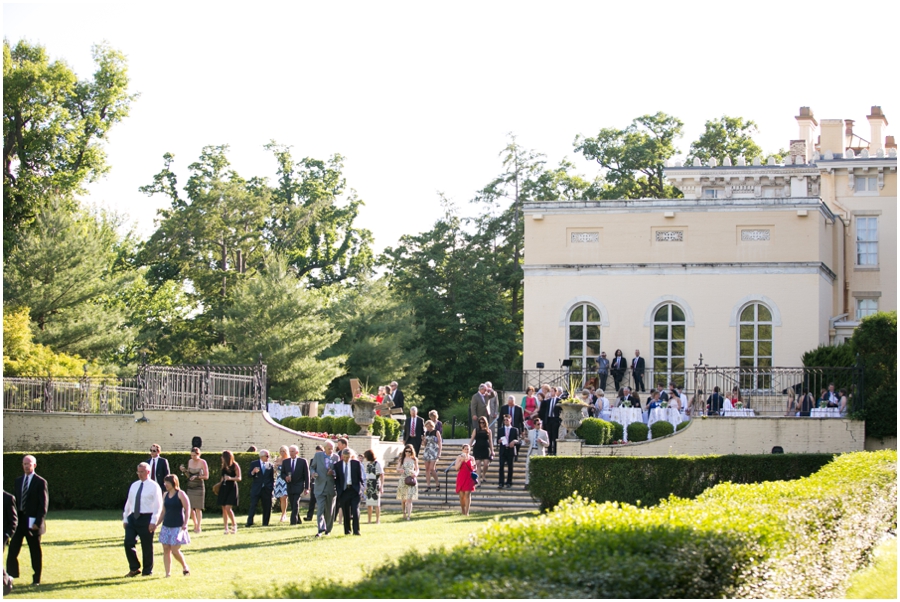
4, 2, 898, 254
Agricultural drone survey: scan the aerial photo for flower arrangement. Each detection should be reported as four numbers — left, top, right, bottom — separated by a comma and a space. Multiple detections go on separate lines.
660, 401, 669, 409
735, 402, 744, 410
302, 432, 350, 440
354, 391, 378, 403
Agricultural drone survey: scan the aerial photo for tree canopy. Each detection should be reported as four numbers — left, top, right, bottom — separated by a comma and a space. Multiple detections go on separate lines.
686, 115, 764, 165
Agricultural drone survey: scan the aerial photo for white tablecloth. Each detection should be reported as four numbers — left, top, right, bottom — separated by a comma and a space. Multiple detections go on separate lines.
722, 409, 755, 417
323, 403, 353, 417
811, 408, 841, 418
648, 407, 683, 429
609, 407, 643, 441
267, 403, 303, 421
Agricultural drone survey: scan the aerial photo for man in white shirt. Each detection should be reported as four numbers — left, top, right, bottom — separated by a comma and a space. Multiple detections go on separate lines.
524, 418, 550, 488
123, 462, 163, 577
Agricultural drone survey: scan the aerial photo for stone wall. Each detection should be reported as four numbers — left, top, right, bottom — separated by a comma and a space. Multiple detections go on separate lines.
555, 416, 865, 456
2, 410, 404, 466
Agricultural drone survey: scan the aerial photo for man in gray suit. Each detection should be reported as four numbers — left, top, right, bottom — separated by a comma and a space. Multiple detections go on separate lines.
309, 440, 339, 537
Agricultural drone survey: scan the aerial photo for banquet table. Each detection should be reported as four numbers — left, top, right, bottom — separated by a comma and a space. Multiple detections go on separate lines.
609, 407, 643, 441
810, 408, 842, 418
323, 403, 353, 417
722, 408, 756, 417
648, 407, 683, 429
266, 403, 303, 421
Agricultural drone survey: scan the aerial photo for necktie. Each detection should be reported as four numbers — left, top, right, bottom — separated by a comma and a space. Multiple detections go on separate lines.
291, 459, 296, 473
133, 481, 144, 518
151, 459, 156, 481
21, 476, 30, 511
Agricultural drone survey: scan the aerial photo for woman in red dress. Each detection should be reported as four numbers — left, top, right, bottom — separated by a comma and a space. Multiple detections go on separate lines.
453, 444, 477, 516
521, 386, 539, 430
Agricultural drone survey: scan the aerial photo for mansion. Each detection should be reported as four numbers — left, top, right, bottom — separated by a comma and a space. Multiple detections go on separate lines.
522, 106, 897, 385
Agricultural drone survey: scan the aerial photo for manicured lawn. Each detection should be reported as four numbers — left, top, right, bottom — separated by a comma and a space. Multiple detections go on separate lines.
846, 536, 897, 599
4, 509, 534, 599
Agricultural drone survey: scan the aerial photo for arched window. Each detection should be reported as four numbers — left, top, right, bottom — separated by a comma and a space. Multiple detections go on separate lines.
567, 303, 601, 375
652, 303, 686, 387
739, 303, 773, 390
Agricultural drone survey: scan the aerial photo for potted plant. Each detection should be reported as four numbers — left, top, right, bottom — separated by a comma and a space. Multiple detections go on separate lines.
560, 375, 589, 439
351, 384, 379, 436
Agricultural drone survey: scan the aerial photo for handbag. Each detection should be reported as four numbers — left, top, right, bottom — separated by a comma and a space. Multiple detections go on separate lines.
212, 479, 222, 496
404, 475, 417, 487
470, 471, 478, 483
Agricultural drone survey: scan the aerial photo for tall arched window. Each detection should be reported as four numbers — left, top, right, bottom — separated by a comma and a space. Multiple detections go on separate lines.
739, 303, 773, 390
567, 303, 601, 375
652, 303, 686, 387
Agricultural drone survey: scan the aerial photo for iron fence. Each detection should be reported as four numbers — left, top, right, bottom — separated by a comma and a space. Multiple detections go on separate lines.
3, 376, 138, 414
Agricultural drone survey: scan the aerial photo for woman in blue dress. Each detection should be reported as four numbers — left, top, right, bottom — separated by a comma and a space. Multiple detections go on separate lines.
157, 475, 191, 577
272, 445, 289, 522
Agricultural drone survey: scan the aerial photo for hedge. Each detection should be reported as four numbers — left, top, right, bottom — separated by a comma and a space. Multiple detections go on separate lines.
528, 453, 836, 511
609, 420, 624, 442
649, 420, 675, 438
574, 418, 614, 445
675, 420, 689, 431
626, 421, 649, 442
269, 450, 896, 599
275, 415, 400, 442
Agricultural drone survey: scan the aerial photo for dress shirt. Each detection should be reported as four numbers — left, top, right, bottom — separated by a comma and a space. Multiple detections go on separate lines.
344, 461, 352, 488
123, 479, 163, 523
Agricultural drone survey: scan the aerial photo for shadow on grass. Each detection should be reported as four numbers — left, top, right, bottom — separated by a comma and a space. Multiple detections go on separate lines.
44, 536, 123, 548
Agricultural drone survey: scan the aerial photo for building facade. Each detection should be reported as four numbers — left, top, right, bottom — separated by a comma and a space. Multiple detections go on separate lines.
522, 106, 896, 388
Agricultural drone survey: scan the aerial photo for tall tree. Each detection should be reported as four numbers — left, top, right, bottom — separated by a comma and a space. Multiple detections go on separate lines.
321, 278, 428, 402
3, 199, 134, 359
575, 112, 684, 199
210, 256, 346, 400
3, 40, 136, 256
686, 115, 764, 165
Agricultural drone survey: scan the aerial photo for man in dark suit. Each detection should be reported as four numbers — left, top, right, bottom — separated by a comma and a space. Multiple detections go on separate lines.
538, 388, 562, 455
147, 444, 170, 490
333, 449, 365, 536
631, 350, 646, 392
707, 386, 725, 415
305, 445, 323, 521
122, 462, 163, 577
6, 455, 48, 586
281, 445, 309, 526
389, 381, 404, 410
496, 414, 520, 488
610, 350, 627, 392
404, 406, 425, 455
4, 490, 18, 594
499, 395, 525, 433
246, 449, 275, 527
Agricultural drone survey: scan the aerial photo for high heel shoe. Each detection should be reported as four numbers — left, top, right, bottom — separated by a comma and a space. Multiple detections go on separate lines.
183, 569, 190, 576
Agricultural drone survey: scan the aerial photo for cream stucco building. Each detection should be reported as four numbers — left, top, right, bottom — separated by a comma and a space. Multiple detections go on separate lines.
522, 106, 896, 390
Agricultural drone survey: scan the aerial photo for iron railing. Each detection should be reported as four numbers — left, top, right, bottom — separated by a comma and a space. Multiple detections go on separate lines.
3, 376, 139, 414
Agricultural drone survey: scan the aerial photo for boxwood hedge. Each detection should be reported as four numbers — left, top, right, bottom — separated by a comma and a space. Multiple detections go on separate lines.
269, 450, 896, 599
529, 453, 836, 511
649, 420, 675, 438
275, 415, 400, 441
574, 418, 614, 445
626, 421, 649, 442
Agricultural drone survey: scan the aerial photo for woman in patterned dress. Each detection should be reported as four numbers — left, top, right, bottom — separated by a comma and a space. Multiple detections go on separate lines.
420, 420, 442, 492
363, 449, 383, 524
178, 447, 208, 533
272, 445, 289, 522
157, 475, 191, 577
395, 444, 419, 521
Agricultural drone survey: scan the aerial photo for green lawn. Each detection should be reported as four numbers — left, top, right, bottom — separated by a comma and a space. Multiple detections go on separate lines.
846, 536, 897, 599
4, 509, 533, 599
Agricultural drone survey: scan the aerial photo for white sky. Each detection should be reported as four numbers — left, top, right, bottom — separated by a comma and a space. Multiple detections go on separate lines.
4, 2, 898, 254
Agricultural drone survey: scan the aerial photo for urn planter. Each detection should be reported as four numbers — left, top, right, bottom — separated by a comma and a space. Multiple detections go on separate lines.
351, 399, 378, 436
560, 401, 588, 439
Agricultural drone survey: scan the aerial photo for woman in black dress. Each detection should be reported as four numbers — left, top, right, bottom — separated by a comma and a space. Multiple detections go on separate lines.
468, 416, 493, 486
218, 450, 241, 535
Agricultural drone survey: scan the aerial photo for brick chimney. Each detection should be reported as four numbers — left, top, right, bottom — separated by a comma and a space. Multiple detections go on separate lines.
820, 119, 845, 158
867, 106, 888, 154
795, 107, 817, 163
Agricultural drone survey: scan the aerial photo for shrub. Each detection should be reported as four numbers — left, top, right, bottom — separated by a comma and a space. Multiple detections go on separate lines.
626, 421, 649, 442
675, 420, 689, 431
528, 453, 836, 511
609, 421, 624, 442
851, 311, 897, 439
575, 418, 614, 445
650, 420, 674, 439
318, 415, 334, 435
271, 451, 897, 599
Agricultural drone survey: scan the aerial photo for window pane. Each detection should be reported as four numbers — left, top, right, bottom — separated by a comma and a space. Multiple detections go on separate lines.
757, 357, 772, 367
655, 305, 669, 322
740, 357, 755, 368
654, 359, 667, 373
740, 325, 754, 339
672, 325, 685, 340
585, 305, 600, 322
585, 342, 599, 357
569, 342, 583, 357
569, 305, 583, 322
855, 177, 865, 192
569, 325, 582, 339
758, 325, 772, 339
868, 177, 877, 190
758, 341, 772, 356
654, 341, 668, 356
671, 305, 685, 321
740, 305, 755, 322
570, 358, 584, 371
654, 325, 668, 339
671, 341, 685, 357
586, 325, 600, 339
757, 305, 772, 321
739, 341, 754, 356
671, 358, 685, 372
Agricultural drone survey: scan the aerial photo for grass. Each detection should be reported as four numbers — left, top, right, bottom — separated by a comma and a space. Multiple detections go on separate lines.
3, 509, 535, 599
845, 536, 897, 599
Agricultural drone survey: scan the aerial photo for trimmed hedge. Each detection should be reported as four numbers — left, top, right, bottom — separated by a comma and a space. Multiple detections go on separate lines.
626, 421, 649, 442
649, 420, 675, 438
675, 420, 689, 431
3, 451, 268, 513
268, 451, 897, 599
275, 415, 400, 442
574, 418, 614, 445
609, 420, 624, 442
529, 453, 836, 511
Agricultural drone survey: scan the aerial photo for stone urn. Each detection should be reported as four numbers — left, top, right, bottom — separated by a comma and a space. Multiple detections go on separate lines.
351, 399, 378, 436
560, 401, 588, 439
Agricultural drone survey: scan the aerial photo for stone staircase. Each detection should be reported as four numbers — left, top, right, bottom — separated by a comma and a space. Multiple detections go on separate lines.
377, 441, 540, 512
